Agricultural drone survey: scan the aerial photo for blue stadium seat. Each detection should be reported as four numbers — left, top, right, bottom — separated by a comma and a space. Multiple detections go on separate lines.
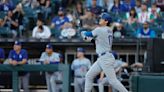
0, 27, 12, 37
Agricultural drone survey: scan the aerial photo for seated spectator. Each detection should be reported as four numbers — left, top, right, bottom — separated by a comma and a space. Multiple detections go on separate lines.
137, 3, 150, 23
39, 43, 61, 92
73, 1, 84, 27
80, 8, 97, 31
85, 0, 105, 7
124, 8, 138, 25
12, 3, 24, 37
122, 0, 135, 12
111, 0, 126, 13
0, 0, 14, 12
87, 0, 105, 16
21, 0, 39, 9
136, 21, 156, 38
66, 9, 74, 23
37, 0, 51, 20
148, 3, 161, 22
135, 0, 142, 13
0, 17, 5, 27
113, 22, 126, 38
105, 0, 114, 12
32, 18, 51, 39
8, 41, 29, 92
51, 7, 72, 37
0, 48, 5, 64
4, 10, 19, 38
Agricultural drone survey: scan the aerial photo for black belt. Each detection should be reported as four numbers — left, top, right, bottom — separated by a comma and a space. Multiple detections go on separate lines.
98, 51, 112, 57
75, 76, 85, 78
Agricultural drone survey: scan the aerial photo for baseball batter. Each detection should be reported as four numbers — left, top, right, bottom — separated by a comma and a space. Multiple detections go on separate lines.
81, 13, 128, 92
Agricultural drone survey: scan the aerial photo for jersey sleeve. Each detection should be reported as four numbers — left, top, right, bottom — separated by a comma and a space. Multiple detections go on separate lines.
71, 60, 75, 70
22, 50, 28, 59
39, 52, 46, 62
8, 50, 13, 59
0, 49, 5, 59
87, 59, 91, 69
92, 28, 99, 37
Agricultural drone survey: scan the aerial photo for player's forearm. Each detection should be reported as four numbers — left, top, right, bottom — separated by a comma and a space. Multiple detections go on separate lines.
100, 72, 105, 79
18, 60, 27, 65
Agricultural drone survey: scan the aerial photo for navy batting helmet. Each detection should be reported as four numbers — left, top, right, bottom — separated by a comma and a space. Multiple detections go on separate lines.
100, 13, 112, 23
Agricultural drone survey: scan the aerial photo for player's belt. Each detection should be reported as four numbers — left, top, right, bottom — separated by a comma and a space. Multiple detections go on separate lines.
75, 75, 85, 78
98, 51, 112, 57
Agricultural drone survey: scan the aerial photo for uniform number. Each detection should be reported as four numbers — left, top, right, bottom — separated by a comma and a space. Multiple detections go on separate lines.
108, 35, 113, 45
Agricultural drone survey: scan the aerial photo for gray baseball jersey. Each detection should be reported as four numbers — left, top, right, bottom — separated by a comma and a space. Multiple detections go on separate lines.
85, 26, 128, 92
71, 58, 91, 77
39, 52, 60, 63
92, 26, 113, 55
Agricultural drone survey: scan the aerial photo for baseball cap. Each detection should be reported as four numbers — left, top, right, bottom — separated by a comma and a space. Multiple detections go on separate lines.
101, 13, 112, 23
46, 43, 53, 49
14, 41, 22, 46
59, 7, 64, 12
77, 47, 85, 53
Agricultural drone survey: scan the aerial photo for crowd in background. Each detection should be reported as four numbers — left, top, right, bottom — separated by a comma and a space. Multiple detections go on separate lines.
0, 0, 164, 39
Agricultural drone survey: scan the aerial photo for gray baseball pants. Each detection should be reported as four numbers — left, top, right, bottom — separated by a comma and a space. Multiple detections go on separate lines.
84, 52, 128, 92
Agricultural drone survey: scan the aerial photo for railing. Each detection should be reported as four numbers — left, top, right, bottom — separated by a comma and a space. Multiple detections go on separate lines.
0, 64, 70, 92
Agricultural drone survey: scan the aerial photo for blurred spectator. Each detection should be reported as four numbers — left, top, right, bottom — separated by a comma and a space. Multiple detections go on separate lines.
136, 21, 156, 38
113, 22, 126, 38
135, 0, 142, 13
105, 0, 114, 12
148, 3, 160, 22
51, 7, 70, 30
0, 0, 14, 12
137, 3, 150, 23
71, 47, 91, 92
122, 0, 136, 12
0, 17, 5, 27
12, 3, 24, 37
37, 0, 51, 19
111, 0, 126, 13
39, 43, 61, 92
4, 10, 19, 38
32, 18, 51, 39
124, 8, 138, 25
142, 0, 151, 7
0, 48, 5, 64
51, 7, 72, 37
66, 9, 74, 23
85, 0, 105, 7
87, 0, 104, 16
73, 1, 84, 27
80, 8, 97, 31
8, 41, 29, 92
21, 0, 39, 9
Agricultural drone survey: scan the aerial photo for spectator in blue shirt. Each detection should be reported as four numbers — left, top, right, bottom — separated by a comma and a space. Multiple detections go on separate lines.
111, 0, 127, 13
51, 7, 70, 31
0, 48, 5, 64
85, 0, 105, 7
8, 41, 29, 92
0, 0, 14, 12
51, 7, 72, 37
122, 0, 136, 12
136, 21, 156, 38
87, 0, 105, 16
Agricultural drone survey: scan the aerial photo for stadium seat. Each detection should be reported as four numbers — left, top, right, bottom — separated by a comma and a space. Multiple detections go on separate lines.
0, 11, 6, 19
0, 27, 12, 37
